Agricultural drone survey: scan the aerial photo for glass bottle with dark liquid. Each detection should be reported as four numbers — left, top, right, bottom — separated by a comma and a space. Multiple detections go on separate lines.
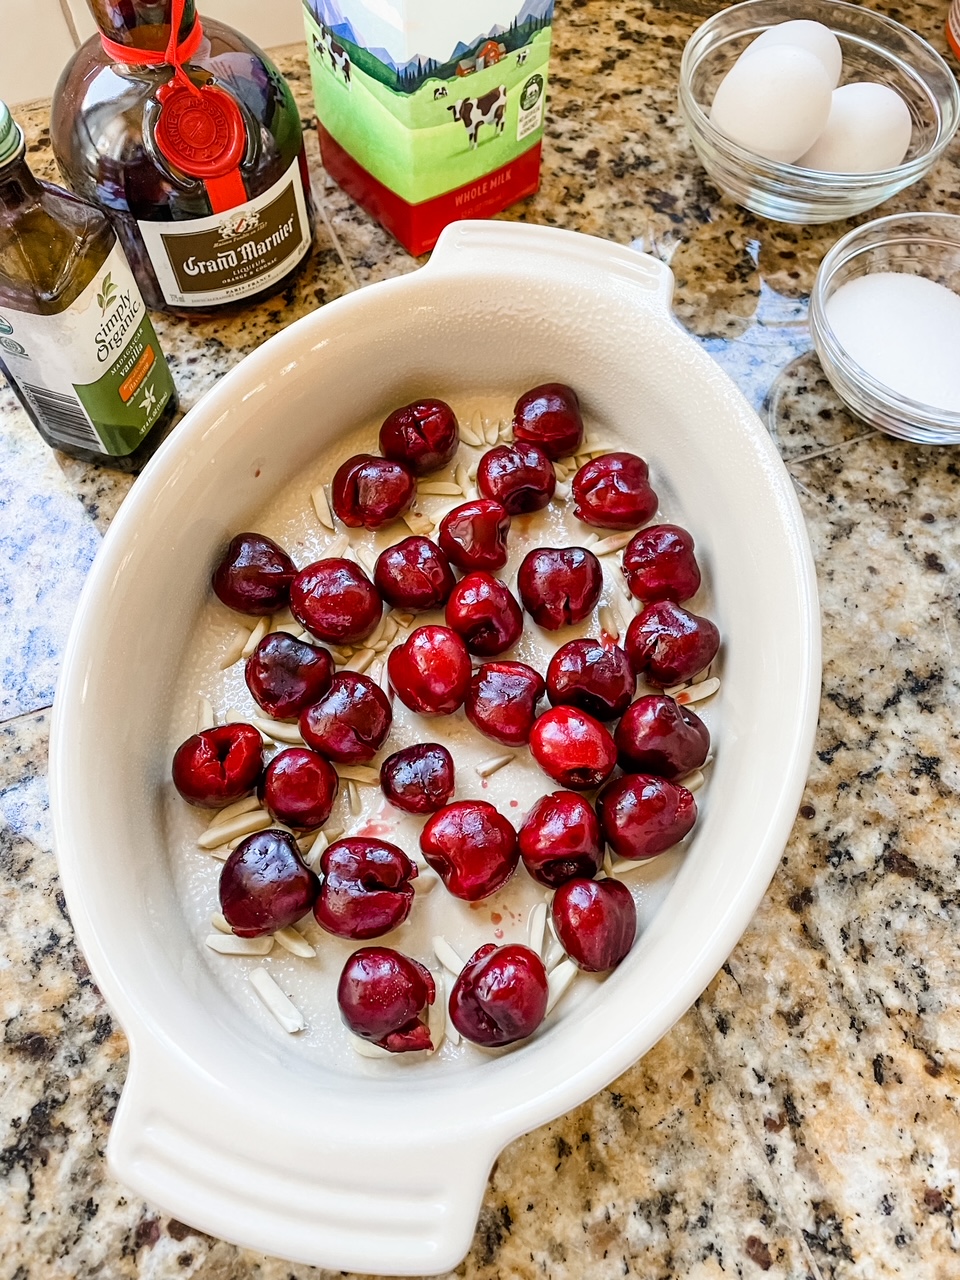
50, 0, 315, 314
0, 101, 178, 469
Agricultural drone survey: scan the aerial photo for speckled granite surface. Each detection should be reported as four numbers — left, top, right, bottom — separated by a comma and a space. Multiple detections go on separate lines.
2, 2, 960, 1277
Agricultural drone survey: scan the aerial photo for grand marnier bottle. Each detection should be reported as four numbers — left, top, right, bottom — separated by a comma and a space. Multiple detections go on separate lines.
50, 0, 314, 314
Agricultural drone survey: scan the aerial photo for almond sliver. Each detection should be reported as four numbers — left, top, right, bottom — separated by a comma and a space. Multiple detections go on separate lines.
326, 532, 349, 559
312, 484, 335, 531
345, 648, 376, 675
668, 676, 721, 706
273, 926, 316, 958
678, 768, 705, 792
598, 605, 620, 641
220, 627, 249, 670
545, 959, 578, 1014
198, 808, 272, 850
459, 421, 483, 448
210, 912, 233, 934
418, 480, 463, 496
349, 1033, 394, 1059
593, 532, 633, 557
404, 512, 434, 536
207, 794, 261, 828
336, 765, 380, 785
347, 780, 362, 815
475, 753, 514, 778
432, 935, 465, 976
205, 933, 273, 956
196, 695, 215, 734
527, 902, 547, 958
249, 967, 305, 1033
426, 974, 446, 1053
241, 616, 270, 659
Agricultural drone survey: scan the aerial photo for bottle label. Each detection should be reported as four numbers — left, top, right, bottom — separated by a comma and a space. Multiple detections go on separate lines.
137, 156, 312, 309
949, 0, 960, 59
0, 244, 175, 456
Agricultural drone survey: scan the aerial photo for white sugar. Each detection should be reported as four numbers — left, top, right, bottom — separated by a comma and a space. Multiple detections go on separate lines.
825, 272, 960, 413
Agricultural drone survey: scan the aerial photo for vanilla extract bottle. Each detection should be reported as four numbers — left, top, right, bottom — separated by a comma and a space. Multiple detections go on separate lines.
51, 0, 315, 314
0, 103, 178, 469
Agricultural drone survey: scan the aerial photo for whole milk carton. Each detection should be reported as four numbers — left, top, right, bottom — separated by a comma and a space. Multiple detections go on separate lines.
302, 0, 554, 254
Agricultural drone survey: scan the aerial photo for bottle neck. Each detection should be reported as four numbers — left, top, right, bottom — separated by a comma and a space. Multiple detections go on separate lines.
0, 151, 43, 210
88, 0, 197, 51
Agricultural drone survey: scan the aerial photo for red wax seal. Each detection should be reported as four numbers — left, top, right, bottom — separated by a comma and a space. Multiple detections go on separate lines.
155, 83, 246, 179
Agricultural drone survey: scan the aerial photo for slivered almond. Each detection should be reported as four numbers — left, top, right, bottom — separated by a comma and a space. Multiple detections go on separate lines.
347, 780, 362, 815
198, 809, 272, 850
345, 648, 376, 674
593, 532, 634, 556
206, 846, 231, 862
442, 973, 461, 1045
475, 753, 514, 778
667, 676, 721, 706
459, 420, 483, 448
211, 912, 233, 934
585, 441, 618, 455
208, 794, 261, 828
553, 481, 571, 502
404, 511, 434, 535
679, 768, 705, 792
574, 454, 591, 471
580, 531, 599, 547
467, 457, 479, 481
603, 848, 614, 876
274, 926, 316, 958
350, 1033, 393, 1059
527, 902, 547, 959
356, 545, 378, 576
498, 419, 513, 443
250, 715, 304, 745
598, 605, 620, 640
241, 616, 270, 659
553, 461, 569, 482
196, 695, 215, 734
205, 934, 273, 956
249, 968, 304, 1033
219, 628, 249, 670
432, 935, 465, 976
390, 610, 415, 627
557, 455, 576, 472
337, 765, 380, 786
324, 824, 345, 842
312, 484, 335, 530
609, 857, 644, 876
272, 622, 304, 638
545, 959, 578, 1014
427, 973, 447, 1053
326, 532, 349, 559
483, 417, 499, 446
454, 463, 471, 495
298, 829, 321, 855
342, 545, 360, 565
418, 480, 463, 496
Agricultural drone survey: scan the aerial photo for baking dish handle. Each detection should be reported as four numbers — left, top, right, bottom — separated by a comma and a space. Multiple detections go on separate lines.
110, 1043, 501, 1275
426, 218, 675, 310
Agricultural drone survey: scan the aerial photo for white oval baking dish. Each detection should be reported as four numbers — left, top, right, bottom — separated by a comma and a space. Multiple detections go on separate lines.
51, 221, 820, 1276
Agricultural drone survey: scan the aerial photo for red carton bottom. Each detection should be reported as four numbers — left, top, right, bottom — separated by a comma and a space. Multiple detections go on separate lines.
318, 124, 543, 257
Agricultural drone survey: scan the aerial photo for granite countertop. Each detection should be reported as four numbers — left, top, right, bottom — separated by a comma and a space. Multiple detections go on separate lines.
3, 1, 960, 1276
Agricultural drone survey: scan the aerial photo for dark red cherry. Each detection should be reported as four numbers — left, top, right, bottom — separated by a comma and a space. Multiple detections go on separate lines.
551, 878, 636, 972
572, 453, 658, 531
212, 532, 296, 615
546, 639, 635, 720
622, 524, 701, 603
374, 536, 455, 612
387, 625, 471, 715
517, 547, 602, 630
219, 829, 319, 937
518, 790, 603, 887
380, 743, 455, 815
512, 383, 584, 460
337, 947, 435, 1052
245, 632, 334, 721
445, 572, 523, 656
529, 706, 617, 791
290, 558, 382, 646
477, 442, 556, 515
625, 601, 720, 687
332, 454, 416, 530
449, 943, 548, 1047
314, 839, 417, 940
615, 695, 710, 779
465, 661, 545, 746
260, 748, 339, 830
420, 801, 519, 900
379, 399, 459, 475
172, 723, 263, 809
437, 499, 511, 572
299, 672, 392, 764
597, 773, 697, 860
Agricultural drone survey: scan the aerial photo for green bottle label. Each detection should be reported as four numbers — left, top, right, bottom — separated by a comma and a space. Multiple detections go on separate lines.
0, 244, 175, 456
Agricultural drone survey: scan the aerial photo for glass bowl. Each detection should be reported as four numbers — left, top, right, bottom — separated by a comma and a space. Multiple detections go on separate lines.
810, 212, 960, 445
679, 0, 960, 224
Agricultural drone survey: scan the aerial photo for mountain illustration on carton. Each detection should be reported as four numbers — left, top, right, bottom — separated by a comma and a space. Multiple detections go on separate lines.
307, 0, 553, 92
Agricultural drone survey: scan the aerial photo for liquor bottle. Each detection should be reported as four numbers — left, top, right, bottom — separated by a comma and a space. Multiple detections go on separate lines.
0, 102, 178, 469
949, 0, 960, 60
50, 0, 315, 314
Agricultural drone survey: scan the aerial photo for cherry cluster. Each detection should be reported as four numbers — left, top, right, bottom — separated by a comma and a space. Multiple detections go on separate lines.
172, 385, 721, 1054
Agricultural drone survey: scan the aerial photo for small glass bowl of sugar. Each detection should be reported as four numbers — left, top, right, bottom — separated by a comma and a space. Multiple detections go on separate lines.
810, 212, 960, 445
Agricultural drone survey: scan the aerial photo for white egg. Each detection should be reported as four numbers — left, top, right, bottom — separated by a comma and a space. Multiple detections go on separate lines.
747, 20, 843, 88
710, 45, 833, 164
796, 82, 912, 172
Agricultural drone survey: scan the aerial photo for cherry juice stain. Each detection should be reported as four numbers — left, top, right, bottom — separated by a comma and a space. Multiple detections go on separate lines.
355, 819, 394, 839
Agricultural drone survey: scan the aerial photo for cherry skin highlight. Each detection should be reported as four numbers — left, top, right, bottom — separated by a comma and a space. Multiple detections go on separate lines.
625, 601, 720, 687
374, 536, 455, 612
260, 747, 339, 830
219, 829, 319, 937
290, 558, 382, 646
449, 943, 549, 1047
477, 442, 556, 515
512, 383, 584, 460
299, 672, 392, 764
245, 632, 334, 721
172, 723, 263, 809
597, 773, 697, 860
572, 452, 658, 531
387, 625, 471, 715
337, 947, 435, 1052
622, 524, 701, 603
551, 878, 637, 972
332, 454, 416, 530
614, 695, 710, 779
445, 571, 523, 657
314, 839, 418, 940
437, 498, 511, 572
546, 639, 635, 721
380, 743, 455, 815
420, 800, 519, 900
518, 790, 603, 887
379, 398, 459, 475
465, 661, 545, 746
212, 532, 296, 615
529, 706, 618, 791
518, 547, 602, 630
